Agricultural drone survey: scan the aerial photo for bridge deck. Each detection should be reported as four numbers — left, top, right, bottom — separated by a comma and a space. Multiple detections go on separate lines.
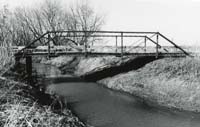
15, 52, 187, 57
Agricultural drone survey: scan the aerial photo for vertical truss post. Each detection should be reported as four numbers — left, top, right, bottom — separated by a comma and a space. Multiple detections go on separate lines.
121, 32, 123, 57
156, 33, 159, 58
115, 36, 118, 53
144, 37, 147, 53
84, 40, 87, 57
73, 31, 76, 44
84, 33, 88, 57
48, 33, 51, 59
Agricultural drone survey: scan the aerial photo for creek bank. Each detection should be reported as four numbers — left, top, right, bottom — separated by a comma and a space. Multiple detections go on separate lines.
45, 56, 200, 112
77, 56, 158, 81
41, 56, 81, 74
43, 55, 157, 79
1, 62, 86, 127
99, 57, 200, 112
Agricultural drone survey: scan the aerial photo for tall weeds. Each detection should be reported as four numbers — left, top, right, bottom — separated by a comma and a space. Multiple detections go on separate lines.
0, 44, 85, 126
0, 42, 14, 75
0, 79, 64, 127
0, 77, 85, 127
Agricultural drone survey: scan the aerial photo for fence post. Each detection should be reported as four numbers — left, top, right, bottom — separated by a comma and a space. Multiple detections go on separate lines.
156, 33, 159, 58
121, 32, 123, 57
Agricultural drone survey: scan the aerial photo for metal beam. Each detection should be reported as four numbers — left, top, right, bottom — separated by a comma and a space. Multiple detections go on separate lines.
15, 52, 187, 57
158, 32, 190, 56
48, 33, 50, 59
145, 36, 161, 48
14, 30, 191, 59
146, 36, 169, 53
48, 30, 157, 34
144, 37, 147, 53
57, 35, 147, 38
115, 36, 118, 53
121, 32, 123, 57
16, 32, 49, 55
156, 33, 159, 58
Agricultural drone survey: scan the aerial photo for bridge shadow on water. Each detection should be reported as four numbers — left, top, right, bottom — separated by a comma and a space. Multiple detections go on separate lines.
44, 76, 84, 84
82, 56, 163, 82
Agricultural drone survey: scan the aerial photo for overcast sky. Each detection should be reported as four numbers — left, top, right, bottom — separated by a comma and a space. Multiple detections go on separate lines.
1, 0, 200, 45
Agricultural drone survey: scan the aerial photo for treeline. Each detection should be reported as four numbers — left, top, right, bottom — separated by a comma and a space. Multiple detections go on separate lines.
0, 0, 104, 47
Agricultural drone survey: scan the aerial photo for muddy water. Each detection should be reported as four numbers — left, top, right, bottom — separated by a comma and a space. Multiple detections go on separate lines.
33, 63, 200, 127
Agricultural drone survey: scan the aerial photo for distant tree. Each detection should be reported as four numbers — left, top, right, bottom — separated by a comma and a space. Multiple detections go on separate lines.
12, 7, 33, 45
0, 5, 13, 64
67, 0, 104, 45
0, 5, 12, 46
0, 0, 105, 47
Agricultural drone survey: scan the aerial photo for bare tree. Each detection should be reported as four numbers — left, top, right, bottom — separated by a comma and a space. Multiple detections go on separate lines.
0, 0, 105, 47
12, 8, 34, 45
0, 5, 14, 66
0, 5, 12, 46
67, 0, 104, 45
41, 0, 63, 32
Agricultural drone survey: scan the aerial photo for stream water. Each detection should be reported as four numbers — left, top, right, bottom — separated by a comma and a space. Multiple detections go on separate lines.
33, 63, 200, 127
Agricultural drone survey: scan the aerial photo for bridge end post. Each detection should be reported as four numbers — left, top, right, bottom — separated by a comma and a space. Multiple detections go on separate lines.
115, 36, 118, 53
156, 33, 159, 58
121, 32, 123, 58
84, 40, 87, 57
84, 33, 88, 57
144, 37, 147, 53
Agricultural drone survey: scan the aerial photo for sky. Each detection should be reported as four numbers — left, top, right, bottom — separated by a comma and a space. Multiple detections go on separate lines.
1, 0, 200, 46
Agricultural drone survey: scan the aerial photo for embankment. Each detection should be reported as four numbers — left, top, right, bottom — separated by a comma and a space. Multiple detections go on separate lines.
99, 57, 200, 112
77, 56, 159, 81
0, 77, 85, 127
0, 60, 85, 127
43, 55, 200, 112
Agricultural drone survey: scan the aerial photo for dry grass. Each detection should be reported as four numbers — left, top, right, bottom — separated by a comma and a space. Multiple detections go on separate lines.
75, 56, 121, 76
0, 45, 85, 127
1, 102, 64, 127
0, 46, 14, 76
99, 57, 200, 112
0, 77, 85, 127
42, 56, 75, 67
0, 78, 59, 127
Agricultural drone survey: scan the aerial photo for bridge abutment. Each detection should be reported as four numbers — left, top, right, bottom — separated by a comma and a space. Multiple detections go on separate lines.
15, 56, 20, 64
25, 56, 33, 85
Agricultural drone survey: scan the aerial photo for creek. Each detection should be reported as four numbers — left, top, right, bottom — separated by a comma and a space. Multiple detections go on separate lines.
33, 63, 200, 127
